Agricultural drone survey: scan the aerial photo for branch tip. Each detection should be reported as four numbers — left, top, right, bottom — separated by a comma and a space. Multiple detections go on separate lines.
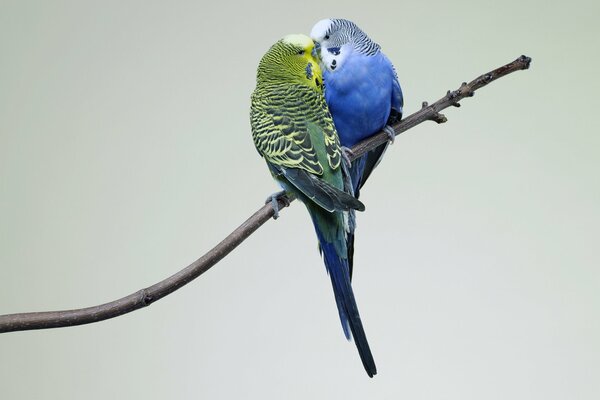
519, 55, 532, 69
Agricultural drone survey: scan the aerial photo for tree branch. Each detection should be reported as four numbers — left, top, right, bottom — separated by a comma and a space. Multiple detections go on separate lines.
0, 55, 532, 334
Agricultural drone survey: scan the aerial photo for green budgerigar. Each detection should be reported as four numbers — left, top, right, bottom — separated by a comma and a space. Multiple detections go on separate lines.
250, 34, 377, 377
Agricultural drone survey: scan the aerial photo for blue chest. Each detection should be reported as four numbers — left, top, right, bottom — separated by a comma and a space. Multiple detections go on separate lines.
324, 53, 395, 147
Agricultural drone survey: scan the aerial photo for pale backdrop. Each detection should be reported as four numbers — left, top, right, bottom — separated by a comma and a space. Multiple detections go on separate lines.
1, 0, 598, 399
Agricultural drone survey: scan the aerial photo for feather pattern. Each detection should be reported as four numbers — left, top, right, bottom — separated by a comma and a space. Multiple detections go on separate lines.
321, 19, 381, 56
250, 36, 376, 377
251, 84, 341, 173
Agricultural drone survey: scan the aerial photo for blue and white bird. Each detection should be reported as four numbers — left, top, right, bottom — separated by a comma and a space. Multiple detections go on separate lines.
311, 18, 403, 275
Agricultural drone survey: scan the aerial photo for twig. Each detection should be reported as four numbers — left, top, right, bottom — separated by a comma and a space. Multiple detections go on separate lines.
0, 55, 532, 334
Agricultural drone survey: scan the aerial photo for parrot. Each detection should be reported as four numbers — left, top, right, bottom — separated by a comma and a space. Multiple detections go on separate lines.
250, 34, 377, 377
310, 18, 404, 276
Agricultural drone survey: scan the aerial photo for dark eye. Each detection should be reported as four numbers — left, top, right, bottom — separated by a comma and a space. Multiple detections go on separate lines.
297, 49, 304, 55
324, 34, 330, 40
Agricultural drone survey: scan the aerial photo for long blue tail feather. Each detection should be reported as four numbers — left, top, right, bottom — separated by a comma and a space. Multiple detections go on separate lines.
312, 216, 377, 377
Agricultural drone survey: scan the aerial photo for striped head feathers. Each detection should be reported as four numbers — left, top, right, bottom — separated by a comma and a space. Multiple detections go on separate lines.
310, 19, 381, 72
256, 34, 324, 92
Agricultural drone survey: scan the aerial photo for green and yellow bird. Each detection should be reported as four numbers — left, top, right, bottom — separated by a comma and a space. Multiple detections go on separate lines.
250, 34, 377, 377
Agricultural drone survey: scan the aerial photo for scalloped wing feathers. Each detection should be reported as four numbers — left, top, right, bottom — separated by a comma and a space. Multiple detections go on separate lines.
251, 84, 341, 175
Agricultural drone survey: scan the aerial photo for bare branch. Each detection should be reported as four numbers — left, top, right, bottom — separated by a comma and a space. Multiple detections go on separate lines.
0, 55, 532, 334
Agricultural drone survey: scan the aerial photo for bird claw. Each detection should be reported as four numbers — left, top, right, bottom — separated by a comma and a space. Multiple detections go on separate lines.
341, 146, 354, 168
383, 125, 396, 144
340, 147, 355, 197
266, 190, 289, 220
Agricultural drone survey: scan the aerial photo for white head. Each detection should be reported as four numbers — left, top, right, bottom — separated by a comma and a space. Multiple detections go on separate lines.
310, 18, 380, 72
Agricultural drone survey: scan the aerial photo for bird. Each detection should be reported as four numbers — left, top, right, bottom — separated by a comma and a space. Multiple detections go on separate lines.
250, 33, 377, 377
311, 18, 404, 276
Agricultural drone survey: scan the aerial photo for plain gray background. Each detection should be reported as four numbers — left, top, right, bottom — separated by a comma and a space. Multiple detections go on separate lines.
1, 0, 598, 399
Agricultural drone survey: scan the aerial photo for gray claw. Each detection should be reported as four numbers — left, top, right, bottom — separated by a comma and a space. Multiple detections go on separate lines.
266, 190, 287, 220
341, 146, 354, 168
339, 148, 355, 197
383, 125, 396, 144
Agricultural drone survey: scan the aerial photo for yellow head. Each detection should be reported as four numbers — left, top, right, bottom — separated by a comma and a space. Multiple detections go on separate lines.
256, 34, 323, 92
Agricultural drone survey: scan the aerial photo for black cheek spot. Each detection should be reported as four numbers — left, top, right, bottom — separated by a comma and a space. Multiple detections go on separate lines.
305, 63, 313, 80
331, 59, 337, 66
331, 64, 336, 70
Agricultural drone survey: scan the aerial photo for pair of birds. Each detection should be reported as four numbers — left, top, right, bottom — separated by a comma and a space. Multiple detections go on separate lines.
250, 19, 403, 377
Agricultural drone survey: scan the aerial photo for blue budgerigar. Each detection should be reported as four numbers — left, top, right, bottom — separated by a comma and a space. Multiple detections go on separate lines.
311, 18, 403, 275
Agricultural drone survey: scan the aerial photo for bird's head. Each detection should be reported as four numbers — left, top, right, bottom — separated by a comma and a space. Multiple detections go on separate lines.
310, 18, 380, 72
256, 34, 323, 92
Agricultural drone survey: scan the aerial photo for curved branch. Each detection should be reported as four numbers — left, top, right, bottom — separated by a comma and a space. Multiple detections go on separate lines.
0, 55, 532, 334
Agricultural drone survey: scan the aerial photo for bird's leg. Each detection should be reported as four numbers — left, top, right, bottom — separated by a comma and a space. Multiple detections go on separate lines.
383, 125, 396, 144
340, 147, 355, 197
341, 146, 354, 167
265, 190, 290, 220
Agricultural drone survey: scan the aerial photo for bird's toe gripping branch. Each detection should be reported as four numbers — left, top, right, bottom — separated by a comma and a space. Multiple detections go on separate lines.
340, 146, 355, 197
341, 146, 355, 168
265, 190, 291, 220
383, 125, 396, 144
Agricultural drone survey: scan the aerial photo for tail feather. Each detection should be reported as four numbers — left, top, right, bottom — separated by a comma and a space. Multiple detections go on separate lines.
347, 233, 355, 281
313, 220, 377, 377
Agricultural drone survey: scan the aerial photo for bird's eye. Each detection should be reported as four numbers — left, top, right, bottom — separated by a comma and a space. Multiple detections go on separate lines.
297, 50, 305, 55
324, 35, 330, 40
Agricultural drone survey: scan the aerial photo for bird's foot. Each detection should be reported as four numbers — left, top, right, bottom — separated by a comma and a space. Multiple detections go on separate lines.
340, 147, 355, 197
265, 190, 290, 220
341, 146, 354, 168
383, 125, 396, 144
